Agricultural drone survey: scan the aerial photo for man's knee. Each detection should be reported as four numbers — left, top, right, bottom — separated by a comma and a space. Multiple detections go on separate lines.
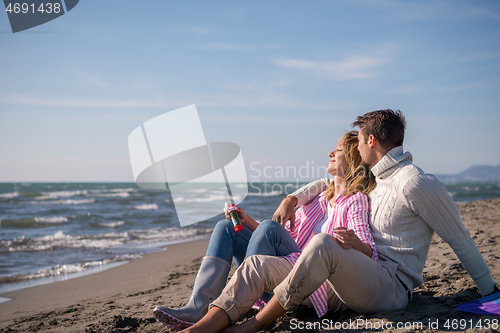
242, 255, 292, 290
243, 254, 267, 271
243, 254, 284, 276
309, 233, 338, 249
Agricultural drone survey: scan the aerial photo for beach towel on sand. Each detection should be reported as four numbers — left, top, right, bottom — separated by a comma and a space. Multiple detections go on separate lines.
454, 292, 500, 315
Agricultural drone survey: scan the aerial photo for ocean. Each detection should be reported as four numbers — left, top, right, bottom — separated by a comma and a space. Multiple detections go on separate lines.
1, 181, 499, 296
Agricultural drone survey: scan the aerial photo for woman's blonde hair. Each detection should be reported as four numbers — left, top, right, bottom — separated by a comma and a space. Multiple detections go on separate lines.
324, 130, 376, 200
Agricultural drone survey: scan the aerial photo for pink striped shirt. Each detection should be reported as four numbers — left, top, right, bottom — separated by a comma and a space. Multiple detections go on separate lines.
282, 190, 376, 317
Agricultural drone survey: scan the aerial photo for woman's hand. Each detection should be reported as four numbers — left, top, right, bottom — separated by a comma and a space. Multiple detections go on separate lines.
223, 203, 260, 232
333, 227, 356, 249
333, 227, 373, 258
224, 203, 249, 224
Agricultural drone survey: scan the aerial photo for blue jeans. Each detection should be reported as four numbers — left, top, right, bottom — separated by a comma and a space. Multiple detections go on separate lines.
206, 219, 301, 267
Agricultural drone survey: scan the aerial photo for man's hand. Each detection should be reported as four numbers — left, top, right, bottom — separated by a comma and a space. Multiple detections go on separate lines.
273, 196, 298, 231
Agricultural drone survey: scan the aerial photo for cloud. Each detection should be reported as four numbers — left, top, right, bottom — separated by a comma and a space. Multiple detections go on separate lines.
0, 95, 186, 108
169, 24, 211, 35
274, 55, 386, 80
192, 42, 286, 52
354, 0, 500, 20
73, 70, 114, 90
0, 89, 358, 112
434, 82, 499, 92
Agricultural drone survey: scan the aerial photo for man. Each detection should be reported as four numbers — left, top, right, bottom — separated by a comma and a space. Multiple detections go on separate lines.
179, 110, 497, 333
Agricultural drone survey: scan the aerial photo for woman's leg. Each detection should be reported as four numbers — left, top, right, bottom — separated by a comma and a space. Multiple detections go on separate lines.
245, 220, 300, 258
154, 219, 253, 329
206, 219, 253, 266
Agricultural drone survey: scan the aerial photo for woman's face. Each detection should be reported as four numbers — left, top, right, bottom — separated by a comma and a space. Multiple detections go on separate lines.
327, 141, 349, 178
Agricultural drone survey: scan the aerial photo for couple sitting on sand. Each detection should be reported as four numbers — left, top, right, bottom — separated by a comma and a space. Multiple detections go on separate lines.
154, 109, 498, 332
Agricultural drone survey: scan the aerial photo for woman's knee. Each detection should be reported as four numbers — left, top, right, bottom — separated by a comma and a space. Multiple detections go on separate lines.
212, 219, 235, 236
255, 219, 281, 234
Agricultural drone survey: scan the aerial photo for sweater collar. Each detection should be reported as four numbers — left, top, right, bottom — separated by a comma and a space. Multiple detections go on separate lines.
371, 146, 413, 179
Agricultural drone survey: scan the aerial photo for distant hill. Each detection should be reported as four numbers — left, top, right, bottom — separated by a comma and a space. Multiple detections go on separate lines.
435, 165, 500, 182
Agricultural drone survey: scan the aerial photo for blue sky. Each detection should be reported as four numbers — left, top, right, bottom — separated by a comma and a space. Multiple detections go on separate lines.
1, 0, 499, 182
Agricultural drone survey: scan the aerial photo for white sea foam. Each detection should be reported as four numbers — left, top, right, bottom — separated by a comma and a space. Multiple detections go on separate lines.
0, 191, 18, 199
28, 198, 95, 205
96, 221, 126, 228
89, 188, 136, 196
93, 192, 130, 198
31, 231, 125, 250
188, 188, 208, 193
110, 188, 137, 193
37, 190, 88, 200
7, 254, 142, 282
1, 226, 213, 254
34, 216, 68, 223
462, 186, 479, 191
126, 226, 213, 242
134, 204, 158, 210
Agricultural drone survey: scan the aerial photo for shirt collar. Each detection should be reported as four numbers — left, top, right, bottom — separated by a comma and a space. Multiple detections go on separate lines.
371, 146, 413, 179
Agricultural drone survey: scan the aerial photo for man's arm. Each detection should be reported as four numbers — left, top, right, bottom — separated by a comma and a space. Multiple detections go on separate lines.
405, 174, 497, 296
289, 178, 331, 207
272, 178, 330, 231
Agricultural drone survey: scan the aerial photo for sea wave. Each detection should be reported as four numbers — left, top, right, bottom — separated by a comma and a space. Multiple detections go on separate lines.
27, 198, 95, 205
37, 190, 89, 200
34, 216, 68, 223
0, 254, 141, 284
187, 188, 208, 194
109, 188, 137, 193
134, 204, 158, 210
461, 186, 480, 191
93, 192, 130, 198
0, 227, 213, 253
0, 191, 19, 199
88, 188, 137, 195
1, 216, 68, 228
93, 221, 126, 228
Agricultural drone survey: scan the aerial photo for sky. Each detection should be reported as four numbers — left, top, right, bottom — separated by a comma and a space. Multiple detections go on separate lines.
1, 0, 500, 183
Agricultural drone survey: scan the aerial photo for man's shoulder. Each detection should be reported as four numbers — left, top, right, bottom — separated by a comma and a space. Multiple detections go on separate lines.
398, 164, 445, 194
389, 162, 423, 184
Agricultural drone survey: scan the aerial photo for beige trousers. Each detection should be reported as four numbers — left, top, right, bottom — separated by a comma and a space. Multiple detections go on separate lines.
211, 233, 408, 323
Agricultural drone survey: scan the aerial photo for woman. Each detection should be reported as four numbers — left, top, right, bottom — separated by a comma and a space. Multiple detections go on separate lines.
154, 130, 376, 330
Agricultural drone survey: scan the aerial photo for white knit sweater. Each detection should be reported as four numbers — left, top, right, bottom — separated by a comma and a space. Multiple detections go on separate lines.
291, 146, 496, 296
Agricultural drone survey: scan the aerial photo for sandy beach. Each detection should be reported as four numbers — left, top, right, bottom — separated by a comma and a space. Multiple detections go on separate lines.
1, 198, 499, 333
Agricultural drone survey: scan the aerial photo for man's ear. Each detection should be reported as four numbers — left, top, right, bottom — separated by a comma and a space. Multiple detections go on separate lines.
367, 134, 377, 148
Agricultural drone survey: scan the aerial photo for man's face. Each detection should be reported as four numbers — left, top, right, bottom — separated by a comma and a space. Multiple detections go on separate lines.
357, 129, 370, 164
